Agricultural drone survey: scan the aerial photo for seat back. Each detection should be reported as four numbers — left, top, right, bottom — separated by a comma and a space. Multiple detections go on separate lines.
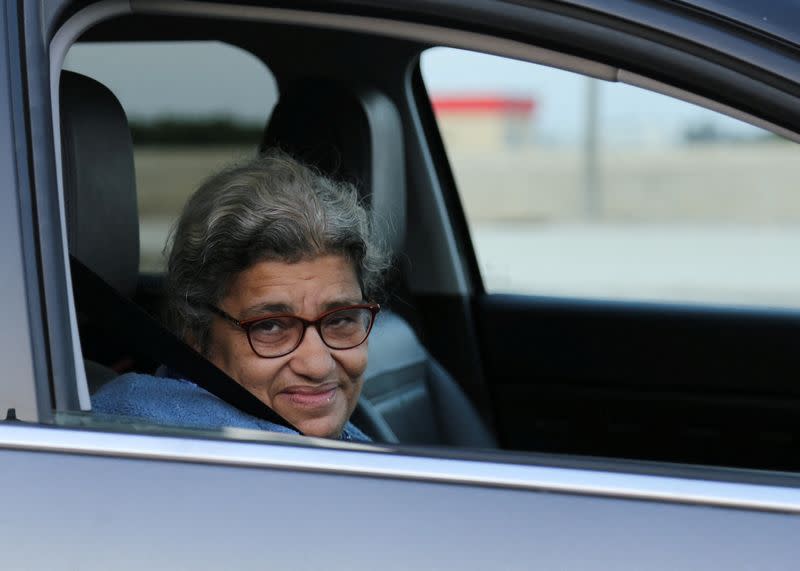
60, 71, 140, 392
262, 79, 405, 253
60, 71, 139, 298
357, 312, 496, 447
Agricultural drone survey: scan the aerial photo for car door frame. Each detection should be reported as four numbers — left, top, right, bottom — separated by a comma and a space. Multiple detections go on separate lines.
0, 0, 56, 422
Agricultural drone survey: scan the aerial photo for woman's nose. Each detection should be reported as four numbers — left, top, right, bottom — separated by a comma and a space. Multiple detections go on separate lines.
288, 326, 336, 379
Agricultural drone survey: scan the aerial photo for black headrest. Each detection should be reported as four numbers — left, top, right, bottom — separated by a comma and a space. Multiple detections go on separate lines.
262, 79, 405, 254
60, 71, 139, 297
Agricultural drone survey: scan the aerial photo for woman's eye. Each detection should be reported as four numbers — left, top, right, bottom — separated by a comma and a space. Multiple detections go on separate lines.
252, 319, 287, 334
325, 312, 360, 329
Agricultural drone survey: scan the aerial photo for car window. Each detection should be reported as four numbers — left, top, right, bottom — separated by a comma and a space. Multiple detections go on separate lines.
63, 41, 278, 273
420, 47, 800, 309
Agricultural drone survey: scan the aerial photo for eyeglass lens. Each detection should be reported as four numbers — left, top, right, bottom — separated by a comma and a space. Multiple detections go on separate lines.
247, 307, 374, 357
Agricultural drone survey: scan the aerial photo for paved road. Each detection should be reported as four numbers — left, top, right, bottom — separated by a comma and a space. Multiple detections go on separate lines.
472, 222, 800, 309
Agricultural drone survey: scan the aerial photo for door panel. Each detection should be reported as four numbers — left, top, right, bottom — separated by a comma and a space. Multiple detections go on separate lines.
477, 294, 800, 469
3, 444, 800, 570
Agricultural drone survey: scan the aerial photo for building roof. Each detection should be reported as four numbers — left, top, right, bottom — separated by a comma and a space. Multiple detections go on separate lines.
431, 96, 535, 115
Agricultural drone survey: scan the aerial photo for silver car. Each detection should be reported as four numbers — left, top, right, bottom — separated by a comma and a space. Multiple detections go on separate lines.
3, 0, 800, 568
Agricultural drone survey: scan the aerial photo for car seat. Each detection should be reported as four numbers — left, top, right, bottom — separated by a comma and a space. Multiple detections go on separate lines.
60, 70, 141, 392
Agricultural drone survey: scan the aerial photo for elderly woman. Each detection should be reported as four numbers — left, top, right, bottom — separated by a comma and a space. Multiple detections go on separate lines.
92, 150, 388, 441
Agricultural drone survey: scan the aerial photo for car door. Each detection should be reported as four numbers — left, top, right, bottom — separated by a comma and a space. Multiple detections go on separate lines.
4, 1, 800, 569
5, 422, 800, 570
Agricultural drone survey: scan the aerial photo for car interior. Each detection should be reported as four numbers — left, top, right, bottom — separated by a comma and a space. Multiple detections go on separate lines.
54, 5, 800, 471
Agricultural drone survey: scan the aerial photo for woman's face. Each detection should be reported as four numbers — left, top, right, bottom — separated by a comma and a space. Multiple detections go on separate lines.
206, 254, 368, 438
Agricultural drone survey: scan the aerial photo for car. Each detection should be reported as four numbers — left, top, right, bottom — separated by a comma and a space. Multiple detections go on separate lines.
3, 0, 800, 568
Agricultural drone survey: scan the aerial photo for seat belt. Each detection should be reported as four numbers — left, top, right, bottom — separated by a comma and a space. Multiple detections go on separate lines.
69, 255, 299, 433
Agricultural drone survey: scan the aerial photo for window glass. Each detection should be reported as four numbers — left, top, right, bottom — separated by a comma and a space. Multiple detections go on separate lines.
63, 41, 278, 272
421, 47, 800, 308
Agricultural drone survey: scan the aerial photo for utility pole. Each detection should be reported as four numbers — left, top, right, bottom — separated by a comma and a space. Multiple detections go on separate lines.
583, 77, 601, 220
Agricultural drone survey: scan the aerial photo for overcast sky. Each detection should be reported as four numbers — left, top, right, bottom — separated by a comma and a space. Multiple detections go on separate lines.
64, 41, 764, 147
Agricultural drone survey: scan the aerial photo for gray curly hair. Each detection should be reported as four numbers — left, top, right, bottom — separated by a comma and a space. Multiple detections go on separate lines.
165, 149, 390, 354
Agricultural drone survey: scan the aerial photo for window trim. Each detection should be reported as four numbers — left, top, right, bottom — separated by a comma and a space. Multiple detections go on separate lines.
125, 0, 800, 142
0, 1, 46, 421
49, 0, 133, 411
4, 421, 800, 513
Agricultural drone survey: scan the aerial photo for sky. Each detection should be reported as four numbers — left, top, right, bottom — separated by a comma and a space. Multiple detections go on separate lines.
64, 42, 279, 122
63, 41, 765, 148
422, 47, 762, 146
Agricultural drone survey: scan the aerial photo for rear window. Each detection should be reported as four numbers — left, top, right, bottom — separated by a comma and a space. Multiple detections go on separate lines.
63, 41, 278, 272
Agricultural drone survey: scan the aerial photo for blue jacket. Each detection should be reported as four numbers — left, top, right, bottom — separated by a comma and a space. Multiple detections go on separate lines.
92, 372, 371, 442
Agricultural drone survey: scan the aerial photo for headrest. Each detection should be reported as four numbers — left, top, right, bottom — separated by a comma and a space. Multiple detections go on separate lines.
262, 79, 405, 254
60, 71, 139, 297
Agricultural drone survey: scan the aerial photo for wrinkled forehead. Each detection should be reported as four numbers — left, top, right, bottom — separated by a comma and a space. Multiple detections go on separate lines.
223, 254, 364, 318
243, 248, 365, 294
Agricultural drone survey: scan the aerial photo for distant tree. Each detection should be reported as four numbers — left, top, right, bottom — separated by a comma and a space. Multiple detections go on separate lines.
129, 116, 263, 145
684, 122, 722, 144
683, 121, 785, 145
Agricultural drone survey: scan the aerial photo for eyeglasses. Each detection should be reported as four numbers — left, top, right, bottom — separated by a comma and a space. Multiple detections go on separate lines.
206, 303, 380, 358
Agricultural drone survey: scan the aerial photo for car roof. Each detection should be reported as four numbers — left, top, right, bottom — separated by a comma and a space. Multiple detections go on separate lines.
674, 0, 800, 47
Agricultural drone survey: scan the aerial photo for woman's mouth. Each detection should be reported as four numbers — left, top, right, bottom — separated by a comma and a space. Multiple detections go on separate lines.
280, 384, 338, 408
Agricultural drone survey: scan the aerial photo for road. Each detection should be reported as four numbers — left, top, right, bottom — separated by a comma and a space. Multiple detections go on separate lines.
472, 222, 800, 309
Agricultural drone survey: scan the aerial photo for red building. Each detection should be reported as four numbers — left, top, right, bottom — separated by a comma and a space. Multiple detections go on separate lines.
431, 95, 537, 149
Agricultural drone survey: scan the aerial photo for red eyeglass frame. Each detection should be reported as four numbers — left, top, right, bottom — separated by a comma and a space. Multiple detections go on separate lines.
206, 302, 381, 358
